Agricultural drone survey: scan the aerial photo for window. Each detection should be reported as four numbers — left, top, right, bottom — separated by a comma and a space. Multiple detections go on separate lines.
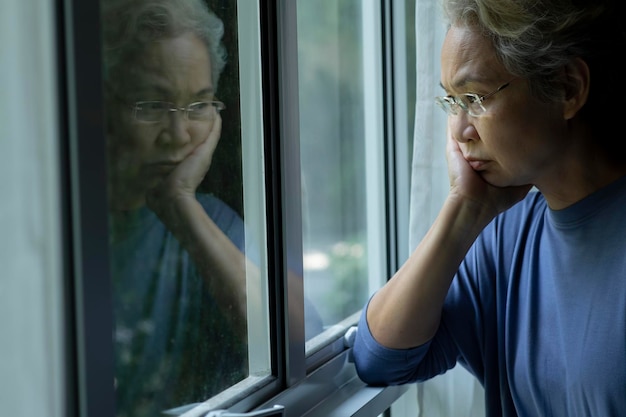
297, 0, 387, 354
100, 1, 273, 414
3, 0, 445, 416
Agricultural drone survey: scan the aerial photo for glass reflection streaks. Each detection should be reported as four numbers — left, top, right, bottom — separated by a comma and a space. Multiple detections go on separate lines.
100, 0, 261, 415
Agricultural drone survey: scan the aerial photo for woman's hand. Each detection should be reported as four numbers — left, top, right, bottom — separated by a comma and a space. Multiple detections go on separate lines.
146, 115, 222, 212
446, 132, 531, 219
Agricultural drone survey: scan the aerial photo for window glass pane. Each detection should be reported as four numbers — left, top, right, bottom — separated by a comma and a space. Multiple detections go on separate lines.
296, 0, 386, 347
99, 1, 270, 415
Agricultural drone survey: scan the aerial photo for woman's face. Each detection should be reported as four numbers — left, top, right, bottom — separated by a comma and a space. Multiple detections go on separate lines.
107, 32, 216, 210
440, 24, 567, 188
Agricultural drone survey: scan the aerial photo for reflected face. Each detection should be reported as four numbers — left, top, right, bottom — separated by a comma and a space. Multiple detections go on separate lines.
107, 32, 215, 210
440, 24, 566, 188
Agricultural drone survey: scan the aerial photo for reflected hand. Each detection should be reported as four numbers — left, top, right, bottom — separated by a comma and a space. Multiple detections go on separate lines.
146, 115, 222, 211
446, 131, 531, 218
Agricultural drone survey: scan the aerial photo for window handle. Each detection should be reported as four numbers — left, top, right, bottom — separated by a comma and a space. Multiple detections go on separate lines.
343, 325, 358, 348
204, 405, 285, 417
344, 325, 358, 362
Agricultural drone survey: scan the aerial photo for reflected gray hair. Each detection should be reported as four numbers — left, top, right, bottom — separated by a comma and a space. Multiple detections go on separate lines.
101, 0, 227, 91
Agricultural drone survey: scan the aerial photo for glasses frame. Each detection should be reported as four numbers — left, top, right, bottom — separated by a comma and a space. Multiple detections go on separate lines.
130, 100, 226, 123
435, 80, 513, 117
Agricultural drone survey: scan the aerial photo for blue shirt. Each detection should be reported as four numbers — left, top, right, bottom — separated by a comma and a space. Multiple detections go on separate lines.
354, 177, 626, 417
111, 194, 248, 417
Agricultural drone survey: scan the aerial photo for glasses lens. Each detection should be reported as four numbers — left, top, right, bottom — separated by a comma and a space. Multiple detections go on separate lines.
435, 96, 458, 115
187, 102, 214, 121
187, 101, 225, 121
135, 101, 169, 122
459, 94, 484, 117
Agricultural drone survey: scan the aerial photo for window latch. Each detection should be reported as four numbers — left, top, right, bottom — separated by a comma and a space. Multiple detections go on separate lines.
204, 404, 285, 417
344, 325, 358, 362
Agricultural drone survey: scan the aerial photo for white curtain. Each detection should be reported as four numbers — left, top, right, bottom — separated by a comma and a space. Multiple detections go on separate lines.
409, 1, 485, 416
0, 0, 65, 416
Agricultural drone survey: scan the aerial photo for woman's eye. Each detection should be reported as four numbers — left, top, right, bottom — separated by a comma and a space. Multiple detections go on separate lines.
189, 102, 210, 111
464, 94, 480, 104
142, 102, 168, 110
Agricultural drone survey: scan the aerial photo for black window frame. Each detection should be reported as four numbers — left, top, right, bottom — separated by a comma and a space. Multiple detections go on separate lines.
60, 0, 411, 415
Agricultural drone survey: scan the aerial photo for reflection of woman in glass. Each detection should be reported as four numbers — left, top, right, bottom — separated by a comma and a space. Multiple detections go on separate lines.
101, 0, 249, 415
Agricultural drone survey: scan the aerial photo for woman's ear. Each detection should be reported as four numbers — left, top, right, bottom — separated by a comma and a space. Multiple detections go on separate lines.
562, 57, 590, 120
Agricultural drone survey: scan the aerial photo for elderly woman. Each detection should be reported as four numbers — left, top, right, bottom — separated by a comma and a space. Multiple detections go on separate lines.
101, 0, 249, 415
354, 0, 626, 416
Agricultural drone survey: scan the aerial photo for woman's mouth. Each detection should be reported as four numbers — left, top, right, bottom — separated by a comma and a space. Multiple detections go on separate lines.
466, 159, 488, 171
146, 161, 179, 174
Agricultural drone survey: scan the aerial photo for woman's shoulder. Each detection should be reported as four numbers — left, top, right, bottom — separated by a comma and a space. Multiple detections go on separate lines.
196, 193, 247, 250
496, 188, 547, 226
196, 193, 242, 222
475, 189, 547, 256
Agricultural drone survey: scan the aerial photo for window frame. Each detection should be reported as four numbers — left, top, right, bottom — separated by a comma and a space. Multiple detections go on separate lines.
60, 0, 115, 415
61, 0, 415, 415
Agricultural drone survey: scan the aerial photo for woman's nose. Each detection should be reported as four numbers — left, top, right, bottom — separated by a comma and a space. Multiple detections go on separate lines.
447, 113, 477, 143
157, 111, 191, 146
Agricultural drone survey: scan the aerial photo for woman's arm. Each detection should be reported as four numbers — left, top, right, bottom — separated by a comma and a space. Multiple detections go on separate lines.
145, 116, 258, 340
366, 134, 530, 349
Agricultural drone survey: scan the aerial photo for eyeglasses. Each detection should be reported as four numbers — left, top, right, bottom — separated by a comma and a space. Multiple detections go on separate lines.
131, 100, 226, 123
434, 81, 512, 117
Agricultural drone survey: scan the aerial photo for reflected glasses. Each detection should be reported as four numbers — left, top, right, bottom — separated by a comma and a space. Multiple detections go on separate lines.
131, 100, 226, 123
434, 81, 512, 117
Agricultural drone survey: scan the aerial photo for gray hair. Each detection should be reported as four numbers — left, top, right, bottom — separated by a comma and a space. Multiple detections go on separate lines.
441, 0, 623, 102
101, 0, 227, 91
441, 0, 626, 158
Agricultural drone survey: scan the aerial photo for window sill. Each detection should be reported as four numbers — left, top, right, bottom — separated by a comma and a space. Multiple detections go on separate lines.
255, 350, 408, 417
